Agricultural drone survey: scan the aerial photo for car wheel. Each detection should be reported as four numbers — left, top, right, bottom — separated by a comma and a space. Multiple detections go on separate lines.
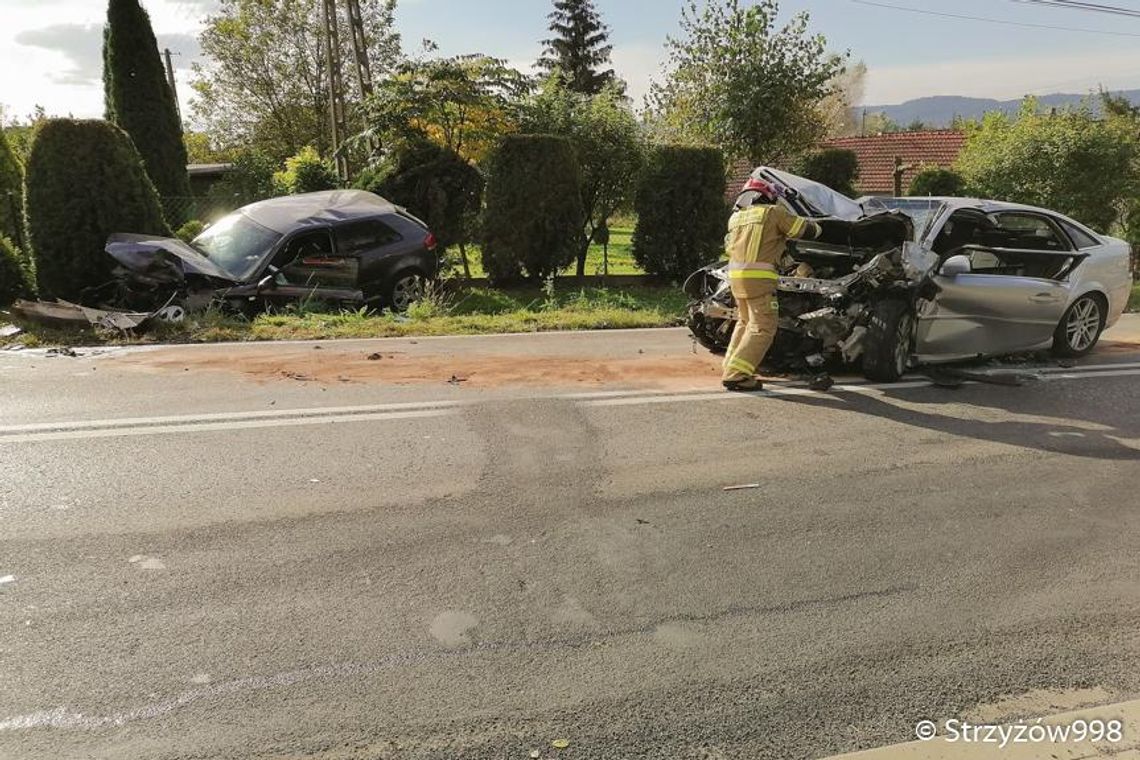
862, 299, 914, 382
1052, 294, 1105, 358
384, 271, 426, 312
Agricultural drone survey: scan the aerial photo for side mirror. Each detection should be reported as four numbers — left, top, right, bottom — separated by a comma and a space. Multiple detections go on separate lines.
940, 254, 972, 277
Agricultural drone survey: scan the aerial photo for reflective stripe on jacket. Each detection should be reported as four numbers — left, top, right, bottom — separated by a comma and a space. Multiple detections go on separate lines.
725, 203, 818, 298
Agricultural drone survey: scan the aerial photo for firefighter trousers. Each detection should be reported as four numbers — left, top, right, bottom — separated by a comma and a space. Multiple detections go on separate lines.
722, 285, 779, 383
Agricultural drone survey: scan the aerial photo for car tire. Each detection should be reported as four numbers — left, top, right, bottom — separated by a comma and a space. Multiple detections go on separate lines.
862, 299, 914, 383
383, 270, 427, 313
1052, 294, 1105, 358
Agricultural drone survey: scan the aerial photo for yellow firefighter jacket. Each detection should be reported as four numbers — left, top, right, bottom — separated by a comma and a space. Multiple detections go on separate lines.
725, 204, 820, 299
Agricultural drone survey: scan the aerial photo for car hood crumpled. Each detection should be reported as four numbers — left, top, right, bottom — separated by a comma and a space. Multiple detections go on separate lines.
105, 233, 239, 285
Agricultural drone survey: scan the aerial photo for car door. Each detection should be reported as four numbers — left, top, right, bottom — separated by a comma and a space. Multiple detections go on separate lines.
261, 227, 363, 308
916, 212, 1077, 358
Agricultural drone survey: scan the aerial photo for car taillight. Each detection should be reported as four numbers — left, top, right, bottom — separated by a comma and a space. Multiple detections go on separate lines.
424, 232, 438, 251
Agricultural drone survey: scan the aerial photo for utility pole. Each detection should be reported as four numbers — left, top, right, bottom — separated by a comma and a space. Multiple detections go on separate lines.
321, 0, 350, 182
163, 48, 182, 125
343, 0, 375, 100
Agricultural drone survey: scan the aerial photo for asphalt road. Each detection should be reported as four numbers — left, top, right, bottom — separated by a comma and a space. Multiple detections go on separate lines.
1, 324, 1139, 760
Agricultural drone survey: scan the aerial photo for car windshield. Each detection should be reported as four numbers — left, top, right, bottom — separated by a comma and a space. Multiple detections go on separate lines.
192, 212, 282, 282
881, 198, 949, 240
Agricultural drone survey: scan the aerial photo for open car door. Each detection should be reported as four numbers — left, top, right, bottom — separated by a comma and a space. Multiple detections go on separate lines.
916, 245, 1088, 359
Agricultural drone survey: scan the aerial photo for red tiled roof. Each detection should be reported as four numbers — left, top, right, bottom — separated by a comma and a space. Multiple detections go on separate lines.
822, 130, 966, 195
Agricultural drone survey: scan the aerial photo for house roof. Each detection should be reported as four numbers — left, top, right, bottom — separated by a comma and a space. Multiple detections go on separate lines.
821, 130, 966, 194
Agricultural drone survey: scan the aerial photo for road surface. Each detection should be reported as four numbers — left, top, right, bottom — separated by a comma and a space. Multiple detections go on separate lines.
2, 321, 1139, 759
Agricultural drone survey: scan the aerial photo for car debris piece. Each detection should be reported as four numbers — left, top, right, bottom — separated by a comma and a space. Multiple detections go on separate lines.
0, 324, 22, 338
808, 373, 835, 392
46, 347, 80, 358
367, 352, 383, 361
723, 483, 761, 492
448, 374, 468, 385
10, 298, 155, 332
551, 739, 570, 749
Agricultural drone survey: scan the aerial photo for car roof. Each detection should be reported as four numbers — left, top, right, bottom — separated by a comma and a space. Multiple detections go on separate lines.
239, 190, 399, 235
888, 197, 1073, 217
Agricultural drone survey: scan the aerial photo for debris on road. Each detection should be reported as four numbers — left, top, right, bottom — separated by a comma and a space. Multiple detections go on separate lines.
808, 373, 835, 392
0, 324, 22, 338
368, 353, 383, 361
46, 347, 80, 358
11, 298, 157, 332
0, 575, 15, 586
551, 738, 570, 749
448, 374, 468, 385
723, 483, 761, 492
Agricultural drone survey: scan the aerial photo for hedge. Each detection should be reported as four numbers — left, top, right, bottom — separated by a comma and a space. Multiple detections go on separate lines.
481, 134, 584, 282
25, 119, 169, 301
0, 129, 23, 248
356, 138, 483, 252
909, 167, 966, 197
632, 145, 727, 280
0, 235, 31, 308
794, 148, 859, 197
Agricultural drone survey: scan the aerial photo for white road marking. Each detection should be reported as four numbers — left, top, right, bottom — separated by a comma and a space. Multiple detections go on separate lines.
0, 575, 14, 586
0, 400, 465, 434
2, 362, 1137, 441
0, 409, 457, 444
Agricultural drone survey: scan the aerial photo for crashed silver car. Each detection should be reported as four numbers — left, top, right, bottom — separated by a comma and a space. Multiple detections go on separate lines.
685, 167, 1134, 381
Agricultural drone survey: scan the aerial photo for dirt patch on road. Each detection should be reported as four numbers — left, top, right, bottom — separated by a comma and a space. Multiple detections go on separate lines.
113, 346, 727, 390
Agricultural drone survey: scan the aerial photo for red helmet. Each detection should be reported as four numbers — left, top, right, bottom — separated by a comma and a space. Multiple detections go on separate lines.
742, 177, 779, 201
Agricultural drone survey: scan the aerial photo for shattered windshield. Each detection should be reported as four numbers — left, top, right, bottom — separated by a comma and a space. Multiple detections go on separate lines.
881, 198, 948, 240
192, 213, 283, 282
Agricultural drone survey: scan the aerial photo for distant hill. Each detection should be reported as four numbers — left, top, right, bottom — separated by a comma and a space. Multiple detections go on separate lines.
859, 90, 1140, 127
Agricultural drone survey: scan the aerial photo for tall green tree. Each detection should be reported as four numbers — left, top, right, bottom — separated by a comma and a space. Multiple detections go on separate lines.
537, 0, 620, 96
956, 98, 1138, 232
25, 119, 168, 301
191, 0, 401, 161
647, 0, 846, 165
103, 0, 191, 214
520, 79, 643, 277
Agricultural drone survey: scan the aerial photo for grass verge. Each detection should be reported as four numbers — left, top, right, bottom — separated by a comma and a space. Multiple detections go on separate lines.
1129, 282, 1140, 313
2, 285, 688, 348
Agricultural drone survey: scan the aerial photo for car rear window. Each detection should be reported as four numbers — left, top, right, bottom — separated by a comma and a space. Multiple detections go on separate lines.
1060, 220, 1101, 250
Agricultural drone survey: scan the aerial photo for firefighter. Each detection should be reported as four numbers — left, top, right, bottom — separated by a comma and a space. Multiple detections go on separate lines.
722, 179, 822, 392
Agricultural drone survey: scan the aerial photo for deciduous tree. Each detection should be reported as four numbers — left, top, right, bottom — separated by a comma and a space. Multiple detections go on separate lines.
648, 0, 846, 165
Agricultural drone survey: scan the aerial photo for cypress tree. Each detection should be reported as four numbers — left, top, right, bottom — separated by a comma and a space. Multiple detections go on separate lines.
25, 119, 169, 301
103, 0, 190, 221
537, 0, 619, 96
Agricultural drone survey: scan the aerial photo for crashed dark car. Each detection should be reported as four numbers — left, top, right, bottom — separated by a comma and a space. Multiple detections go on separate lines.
88, 190, 439, 318
685, 167, 1132, 382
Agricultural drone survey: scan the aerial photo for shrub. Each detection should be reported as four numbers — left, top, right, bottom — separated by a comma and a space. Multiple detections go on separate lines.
176, 220, 205, 242
794, 148, 859, 197
355, 138, 483, 251
632, 145, 727, 280
0, 129, 24, 248
104, 0, 191, 221
481, 134, 584, 283
273, 146, 338, 195
206, 149, 278, 211
0, 235, 32, 308
909, 167, 965, 197
25, 119, 169, 301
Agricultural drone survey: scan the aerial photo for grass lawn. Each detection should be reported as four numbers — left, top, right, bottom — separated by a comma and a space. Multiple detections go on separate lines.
3, 284, 689, 347
1130, 282, 1140, 312
454, 223, 643, 278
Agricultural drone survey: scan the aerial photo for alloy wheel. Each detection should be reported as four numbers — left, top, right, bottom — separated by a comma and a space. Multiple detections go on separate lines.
391, 274, 424, 312
1065, 297, 1102, 353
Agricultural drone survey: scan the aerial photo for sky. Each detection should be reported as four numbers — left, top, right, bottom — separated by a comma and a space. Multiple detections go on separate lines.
3, 0, 1140, 124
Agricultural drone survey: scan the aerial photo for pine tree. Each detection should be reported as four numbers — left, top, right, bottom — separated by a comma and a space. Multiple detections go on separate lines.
537, 0, 620, 96
103, 0, 190, 222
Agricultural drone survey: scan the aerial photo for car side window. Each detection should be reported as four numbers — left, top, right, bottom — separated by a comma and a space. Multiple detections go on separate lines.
275, 229, 357, 290
335, 219, 403, 255
1060, 220, 1101, 250
990, 213, 1070, 252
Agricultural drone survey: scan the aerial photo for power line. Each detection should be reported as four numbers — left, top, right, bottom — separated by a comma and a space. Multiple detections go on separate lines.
1010, 0, 1140, 19
850, 0, 1140, 37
